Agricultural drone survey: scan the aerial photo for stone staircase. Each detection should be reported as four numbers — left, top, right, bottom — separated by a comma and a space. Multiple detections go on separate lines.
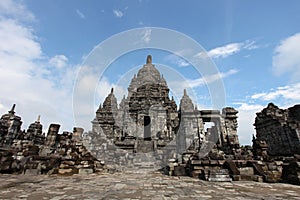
123, 151, 161, 173
206, 169, 232, 182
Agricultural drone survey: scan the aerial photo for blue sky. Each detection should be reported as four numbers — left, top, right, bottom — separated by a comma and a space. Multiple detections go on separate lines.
1, 0, 300, 144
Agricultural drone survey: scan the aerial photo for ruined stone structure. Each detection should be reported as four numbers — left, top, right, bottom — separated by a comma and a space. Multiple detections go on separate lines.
0, 104, 22, 145
0, 105, 103, 175
254, 103, 300, 156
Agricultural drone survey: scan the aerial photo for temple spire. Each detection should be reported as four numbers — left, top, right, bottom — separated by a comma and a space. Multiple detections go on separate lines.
36, 115, 41, 123
183, 89, 187, 96
9, 104, 16, 114
146, 55, 152, 64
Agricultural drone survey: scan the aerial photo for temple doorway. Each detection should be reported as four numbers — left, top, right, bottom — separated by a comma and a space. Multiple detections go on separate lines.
144, 116, 151, 140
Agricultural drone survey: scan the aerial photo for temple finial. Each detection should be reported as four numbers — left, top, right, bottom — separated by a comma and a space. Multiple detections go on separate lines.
183, 89, 187, 96
9, 104, 16, 114
36, 115, 40, 123
146, 55, 152, 64
111, 88, 114, 93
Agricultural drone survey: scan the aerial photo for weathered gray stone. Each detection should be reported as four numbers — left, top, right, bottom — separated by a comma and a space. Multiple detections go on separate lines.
254, 103, 300, 156
79, 168, 94, 175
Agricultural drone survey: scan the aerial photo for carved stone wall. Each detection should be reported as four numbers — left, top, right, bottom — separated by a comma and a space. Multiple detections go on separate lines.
254, 103, 300, 156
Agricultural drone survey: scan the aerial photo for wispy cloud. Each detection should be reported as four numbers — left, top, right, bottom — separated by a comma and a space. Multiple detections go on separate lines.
164, 54, 189, 67
168, 69, 238, 97
208, 43, 243, 58
113, 9, 123, 18
205, 40, 259, 59
187, 69, 239, 88
142, 28, 151, 43
272, 32, 300, 81
76, 9, 86, 19
243, 40, 259, 50
251, 82, 300, 102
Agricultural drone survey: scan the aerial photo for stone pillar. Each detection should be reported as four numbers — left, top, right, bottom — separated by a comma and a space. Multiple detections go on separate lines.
45, 124, 60, 147
73, 127, 84, 142
222, 107, 239, 148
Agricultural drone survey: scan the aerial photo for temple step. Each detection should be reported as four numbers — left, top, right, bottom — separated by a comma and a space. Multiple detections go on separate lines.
207, 169, 232, 182
136, 140, 154, 153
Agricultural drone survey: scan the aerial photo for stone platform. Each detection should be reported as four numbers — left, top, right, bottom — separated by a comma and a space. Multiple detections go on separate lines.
0, 172, 300, 200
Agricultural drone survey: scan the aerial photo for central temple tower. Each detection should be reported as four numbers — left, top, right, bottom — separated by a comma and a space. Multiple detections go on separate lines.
92, 55, 179, 142
91, 55, 239, 155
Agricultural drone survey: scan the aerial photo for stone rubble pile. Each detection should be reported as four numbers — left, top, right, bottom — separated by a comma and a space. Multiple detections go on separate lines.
0, 105, 104, 175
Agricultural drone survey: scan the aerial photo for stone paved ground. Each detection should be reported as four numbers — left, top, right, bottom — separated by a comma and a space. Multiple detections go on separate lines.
0, 172, 300, 200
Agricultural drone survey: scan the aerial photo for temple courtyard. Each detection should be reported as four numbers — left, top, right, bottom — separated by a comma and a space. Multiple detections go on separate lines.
0, 172, 299, 200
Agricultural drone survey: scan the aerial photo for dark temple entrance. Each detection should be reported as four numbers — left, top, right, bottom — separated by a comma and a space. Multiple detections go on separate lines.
144, 116, 151, 140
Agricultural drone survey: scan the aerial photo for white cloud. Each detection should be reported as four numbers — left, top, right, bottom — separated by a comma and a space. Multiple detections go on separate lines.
0, 0, 78, 133
49, 55, 68, 68
113, 9, 123, 18
234, 103, 264, 145
0, 19, 41, 60
236, 103, 264, 112
0, 0, 35, 22
251, 82, 300, 103
272, 32, 300, 81
76, 9, 86, 19
205, 39, 259, 59
207, 43, 243, 58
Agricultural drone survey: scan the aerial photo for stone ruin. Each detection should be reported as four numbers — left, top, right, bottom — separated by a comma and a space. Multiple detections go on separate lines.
0, 104, 104, 175
253, 103, 300, 184
254, 103, 300, 157
0, 55, 300, 185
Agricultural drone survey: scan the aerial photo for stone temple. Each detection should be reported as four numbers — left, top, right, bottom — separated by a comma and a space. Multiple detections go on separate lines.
1, 55, 300, 184
86, 55, 240, 167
